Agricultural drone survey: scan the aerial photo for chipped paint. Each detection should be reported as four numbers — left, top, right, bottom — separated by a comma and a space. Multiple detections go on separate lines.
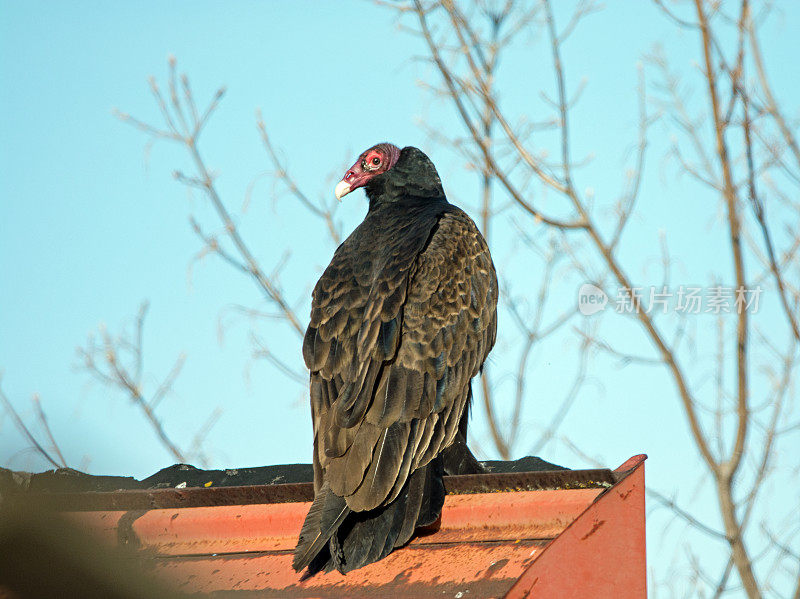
32, 456, 647, 597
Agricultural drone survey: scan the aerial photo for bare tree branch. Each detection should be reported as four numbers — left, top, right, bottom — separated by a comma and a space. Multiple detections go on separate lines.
78, 302, 218, 466
255, 110, 341, 245
391, 1, 800, 595
0, 376, 64, 469
31, 393, 67, 469
118, 61, 305, 337
648, 487, 728, 541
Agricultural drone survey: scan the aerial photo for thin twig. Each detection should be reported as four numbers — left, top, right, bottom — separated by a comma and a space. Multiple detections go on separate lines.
0, 377, 63, 469
32, 393, 67, 468
119, 61, 306, 338
648, 487, 728, 541
79, 304, 189, 464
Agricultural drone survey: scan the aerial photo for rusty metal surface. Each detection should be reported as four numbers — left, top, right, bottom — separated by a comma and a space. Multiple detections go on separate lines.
614, 453, 647, 473
145, 541, 550, 598
64, 487, 602, 557
505, 455, 648, 598
18, 467, 620, 512
17, 456, 647, 597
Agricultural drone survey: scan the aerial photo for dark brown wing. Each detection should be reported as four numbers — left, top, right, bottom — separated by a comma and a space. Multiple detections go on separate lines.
303, 206, 423, 496
305, 208, 497, 512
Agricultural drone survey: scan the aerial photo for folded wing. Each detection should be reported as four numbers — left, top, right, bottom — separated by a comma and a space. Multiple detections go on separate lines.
304, 207, 497, 513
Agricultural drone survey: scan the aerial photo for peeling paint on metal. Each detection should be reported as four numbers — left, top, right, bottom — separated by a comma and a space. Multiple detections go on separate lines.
31, 456, 647, 597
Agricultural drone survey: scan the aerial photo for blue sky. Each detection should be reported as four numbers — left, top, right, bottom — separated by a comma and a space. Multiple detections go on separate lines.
2, 2, 799, 594
0, 1, 434, 473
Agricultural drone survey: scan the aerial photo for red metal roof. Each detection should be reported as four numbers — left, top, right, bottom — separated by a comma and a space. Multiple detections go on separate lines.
18, 454, 647, 597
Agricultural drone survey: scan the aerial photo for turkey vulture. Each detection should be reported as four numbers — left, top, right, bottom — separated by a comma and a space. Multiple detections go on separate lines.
293, 143, 498, 575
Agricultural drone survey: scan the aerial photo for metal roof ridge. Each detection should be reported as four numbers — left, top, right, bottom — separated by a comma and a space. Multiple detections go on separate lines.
13, 466, 624, 512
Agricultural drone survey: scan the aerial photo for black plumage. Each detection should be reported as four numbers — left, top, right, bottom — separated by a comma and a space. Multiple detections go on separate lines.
293, 144, 498, 575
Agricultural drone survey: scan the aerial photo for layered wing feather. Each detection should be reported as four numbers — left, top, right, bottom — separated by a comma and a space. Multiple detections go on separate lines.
305, 206, 497, 513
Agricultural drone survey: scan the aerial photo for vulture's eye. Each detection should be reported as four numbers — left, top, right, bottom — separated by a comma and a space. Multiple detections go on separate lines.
372, 157, 381, 165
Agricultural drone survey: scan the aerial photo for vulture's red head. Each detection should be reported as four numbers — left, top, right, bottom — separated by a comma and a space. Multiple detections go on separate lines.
335, 143, 402, 200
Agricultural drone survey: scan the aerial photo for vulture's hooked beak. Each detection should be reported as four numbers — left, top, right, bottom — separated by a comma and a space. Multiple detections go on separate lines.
334, 180, 351, 201
336, 145, 397, 200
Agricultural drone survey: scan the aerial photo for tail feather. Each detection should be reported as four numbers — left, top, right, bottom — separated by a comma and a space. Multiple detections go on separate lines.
335, 456, 445, 573
295, 458, 446, 575
415, 454, 446, 529
440, 388, 485, 476
292, 482, 350, 572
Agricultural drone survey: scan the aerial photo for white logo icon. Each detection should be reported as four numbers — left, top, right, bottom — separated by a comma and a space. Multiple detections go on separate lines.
578, 283, 608, 315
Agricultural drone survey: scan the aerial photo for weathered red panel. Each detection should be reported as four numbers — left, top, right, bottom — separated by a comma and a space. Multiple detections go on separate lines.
149, 541, 549, 597
68, 502, 309, 555
53, 456, 646, 597
505, 456, 647, 598
436, 487, 602, 544
65, 487, 601, 557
